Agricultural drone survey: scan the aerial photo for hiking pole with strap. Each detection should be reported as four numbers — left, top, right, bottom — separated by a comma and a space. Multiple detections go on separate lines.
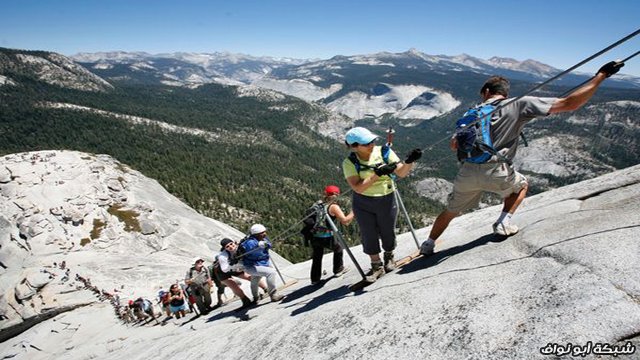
386, 127, 421, 249
323, 205, 369, 281
269, 256, 286, 285
236, 241, 294, 287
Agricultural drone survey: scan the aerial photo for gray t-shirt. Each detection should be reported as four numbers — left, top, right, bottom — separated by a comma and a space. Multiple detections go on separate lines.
185, 266, 210, 287
487, 96, 557, 161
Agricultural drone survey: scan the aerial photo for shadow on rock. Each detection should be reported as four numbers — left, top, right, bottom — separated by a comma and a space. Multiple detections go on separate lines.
289, 285, 352, 317
398, 233, 502, 275
179, 313, 202, 326
281, 280, 329, 304
203, 304, 262, 323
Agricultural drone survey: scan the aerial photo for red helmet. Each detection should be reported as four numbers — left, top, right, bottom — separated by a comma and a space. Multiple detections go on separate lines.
324, 185, 340, 196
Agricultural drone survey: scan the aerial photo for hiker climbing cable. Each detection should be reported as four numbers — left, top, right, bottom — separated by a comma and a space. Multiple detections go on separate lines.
158, 289, 171, 317
342, 127, 422, 279
303, 185, 354, 285
185, 257, 214, 315
238, 224, 285, 302
168, 283, 187, 319
214, 238, 268, 308
419, 60, 625, 256
208, 259, 228, 308
131, 297, 159, 324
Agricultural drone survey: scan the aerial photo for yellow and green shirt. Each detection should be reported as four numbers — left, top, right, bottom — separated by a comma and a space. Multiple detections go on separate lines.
342, 145, 400, 197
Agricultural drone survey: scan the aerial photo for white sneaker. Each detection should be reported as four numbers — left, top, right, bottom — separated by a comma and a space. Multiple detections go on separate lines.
493, 222, 519, 236
419, 239, 435, 256
270, 292, 284, 302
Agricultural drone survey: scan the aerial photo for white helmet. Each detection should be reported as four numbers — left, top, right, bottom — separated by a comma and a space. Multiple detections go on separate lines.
250, 224, 267, 235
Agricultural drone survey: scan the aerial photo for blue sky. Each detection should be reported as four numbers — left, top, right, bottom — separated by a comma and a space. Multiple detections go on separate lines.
2, 0, 639, 76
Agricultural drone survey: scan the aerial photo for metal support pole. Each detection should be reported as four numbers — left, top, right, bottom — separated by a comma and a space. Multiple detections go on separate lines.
325, 210, 368, 281
393, 181, 420, 249
270, 256, 286, 285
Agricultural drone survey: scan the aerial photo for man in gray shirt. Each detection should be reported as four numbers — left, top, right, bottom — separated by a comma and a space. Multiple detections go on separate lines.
420, 61, 624, 256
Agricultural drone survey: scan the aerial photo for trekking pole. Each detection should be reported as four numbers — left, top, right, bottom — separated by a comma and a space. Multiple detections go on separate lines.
324, 207, 368, 280
386, 127, 421, 249
270, 256, 286, 285
392, 186, 420, 248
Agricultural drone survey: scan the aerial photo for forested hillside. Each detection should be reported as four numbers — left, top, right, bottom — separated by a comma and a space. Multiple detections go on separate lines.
0, 61, 442, 263
2, 47, 639, 262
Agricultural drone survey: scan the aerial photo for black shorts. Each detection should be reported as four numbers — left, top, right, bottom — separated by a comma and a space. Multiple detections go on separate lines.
215, 269, 243, 281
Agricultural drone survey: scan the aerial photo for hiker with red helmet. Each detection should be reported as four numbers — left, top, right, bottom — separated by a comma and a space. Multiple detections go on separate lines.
304, 185, 354, 285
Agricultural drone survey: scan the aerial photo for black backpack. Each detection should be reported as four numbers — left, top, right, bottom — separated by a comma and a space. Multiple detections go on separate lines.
300, 201, 328, 245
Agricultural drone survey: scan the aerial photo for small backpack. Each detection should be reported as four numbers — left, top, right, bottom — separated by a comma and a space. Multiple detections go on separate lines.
348, 145, 393, 174
455, 100, 511, 165
301, 201, 329, 245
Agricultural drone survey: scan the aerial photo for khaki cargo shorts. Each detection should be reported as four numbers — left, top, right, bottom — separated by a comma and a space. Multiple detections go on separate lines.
446, 162, 528, 214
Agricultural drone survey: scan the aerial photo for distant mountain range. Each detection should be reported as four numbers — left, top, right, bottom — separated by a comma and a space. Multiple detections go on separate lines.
1, 46, 639, 247
71, 48, 640, 89
70, 49, 640, 125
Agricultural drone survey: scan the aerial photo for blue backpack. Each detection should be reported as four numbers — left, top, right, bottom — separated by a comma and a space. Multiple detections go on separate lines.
455, 100, 511, 165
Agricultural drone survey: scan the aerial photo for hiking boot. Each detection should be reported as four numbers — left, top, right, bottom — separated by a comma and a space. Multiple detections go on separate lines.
366, 261, 385, 280
383, 252, 395, 272
493, 222, 519, 236
241, 297, 253, 308
270, 292, 284, 302
333, 266, 350, 277
311, 279, 321, 285
419, 239, 435, 256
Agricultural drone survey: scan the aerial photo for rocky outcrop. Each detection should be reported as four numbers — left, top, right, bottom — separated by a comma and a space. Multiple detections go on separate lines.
414, 177, 453, 205
0, 150, 277, 338
1, 154, 637, 360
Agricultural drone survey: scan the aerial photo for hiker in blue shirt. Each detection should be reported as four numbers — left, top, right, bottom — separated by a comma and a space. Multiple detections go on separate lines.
239, 224, 284, 303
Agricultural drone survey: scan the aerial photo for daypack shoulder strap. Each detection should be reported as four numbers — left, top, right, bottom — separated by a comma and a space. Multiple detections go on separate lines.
348, 145, 390, 174
348, 152, 361, 173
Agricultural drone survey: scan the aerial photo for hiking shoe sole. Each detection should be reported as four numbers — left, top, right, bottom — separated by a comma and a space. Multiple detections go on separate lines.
493, 222, 519, 236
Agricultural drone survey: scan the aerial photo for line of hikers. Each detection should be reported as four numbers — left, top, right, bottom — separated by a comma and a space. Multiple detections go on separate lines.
159, 225, 287, 319
117, 224, 287, 326
119, 61, 625, 323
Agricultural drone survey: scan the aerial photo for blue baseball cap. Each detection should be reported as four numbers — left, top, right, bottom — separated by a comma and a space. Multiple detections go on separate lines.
345, 127, 379, 145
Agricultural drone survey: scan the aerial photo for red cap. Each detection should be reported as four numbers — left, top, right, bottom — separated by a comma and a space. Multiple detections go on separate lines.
324, 185, 340, 196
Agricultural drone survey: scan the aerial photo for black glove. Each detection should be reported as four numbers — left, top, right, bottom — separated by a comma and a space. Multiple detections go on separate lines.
374, 163, 397, 176
597, 61, 624, 78
404, 148, 422, 164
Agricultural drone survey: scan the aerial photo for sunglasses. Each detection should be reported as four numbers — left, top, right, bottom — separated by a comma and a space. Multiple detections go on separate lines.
350, 140, 375, 147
